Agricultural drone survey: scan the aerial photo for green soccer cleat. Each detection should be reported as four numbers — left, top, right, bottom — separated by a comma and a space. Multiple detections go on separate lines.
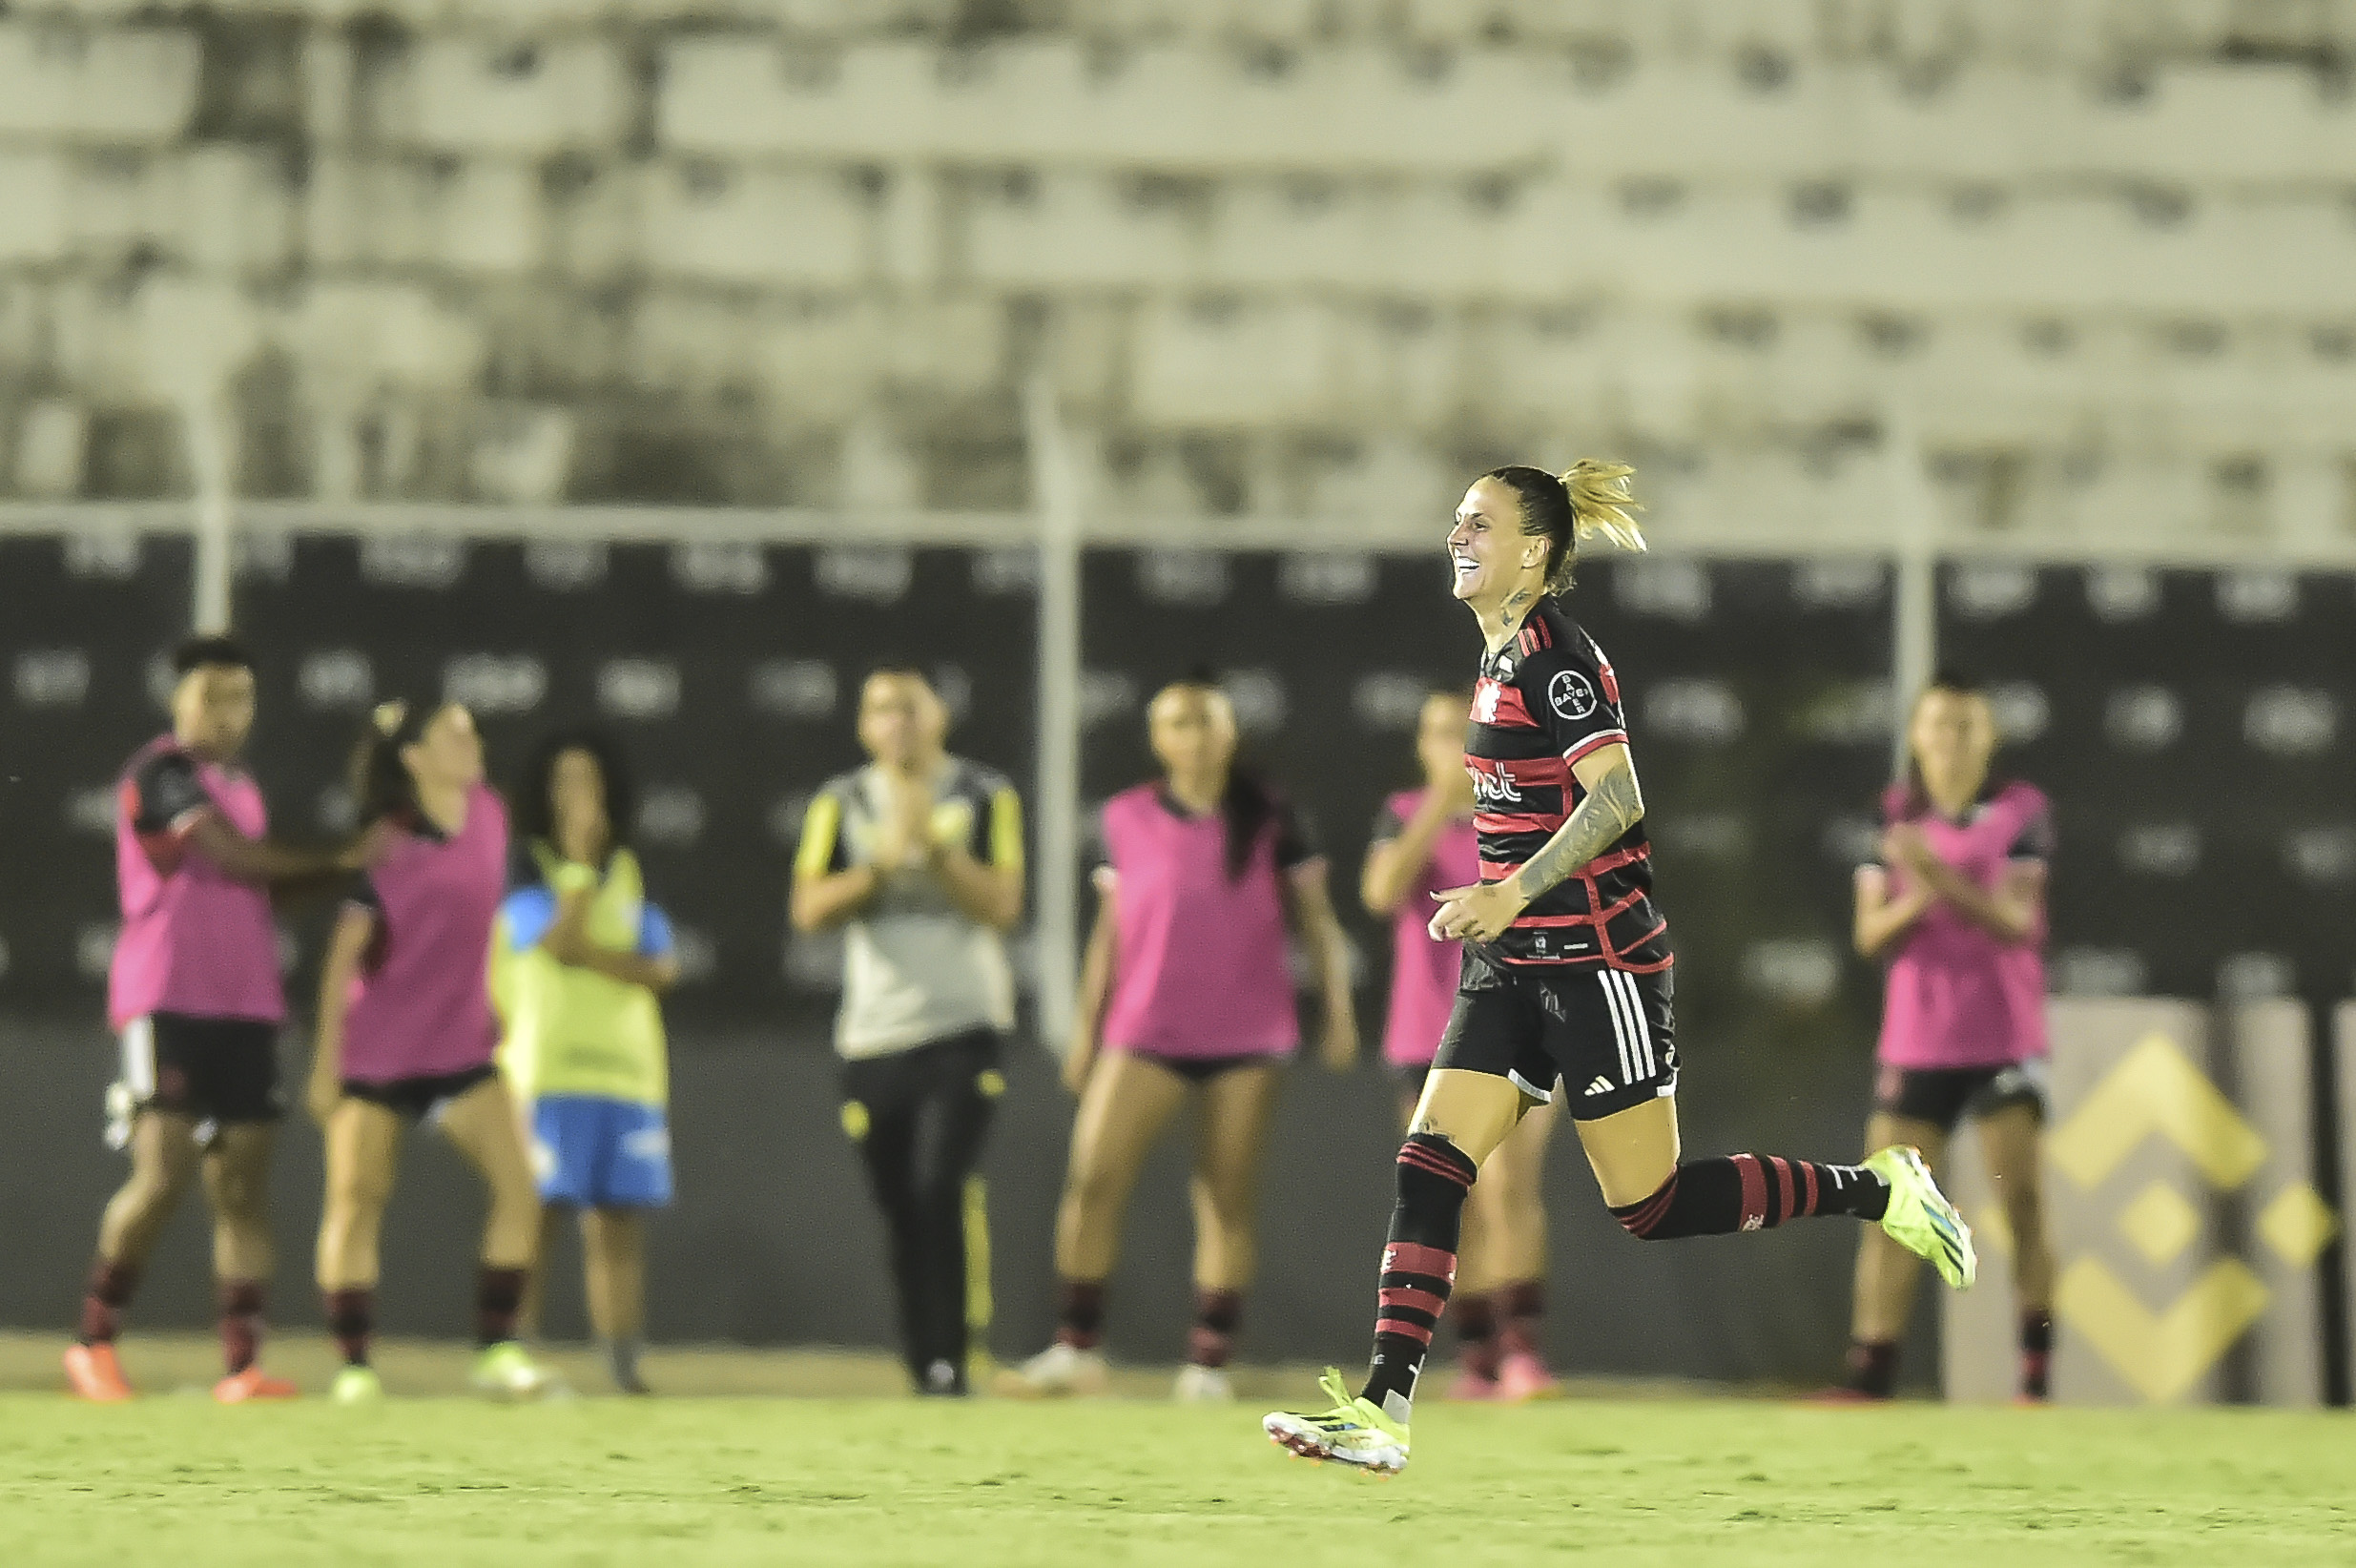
1867, 1145, 1977, 1289
470, 1341, 555, 1401
330, 1365, 382, 1405
1262, 1369, 1411, 1476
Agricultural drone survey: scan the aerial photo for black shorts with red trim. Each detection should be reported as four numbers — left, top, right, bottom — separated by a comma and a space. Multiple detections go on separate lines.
1434, 949, 1678, 1121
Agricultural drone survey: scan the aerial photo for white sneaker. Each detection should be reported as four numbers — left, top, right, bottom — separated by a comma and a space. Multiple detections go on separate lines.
1172, 1364, 1233, 1403
992, 1341, 1110, 1399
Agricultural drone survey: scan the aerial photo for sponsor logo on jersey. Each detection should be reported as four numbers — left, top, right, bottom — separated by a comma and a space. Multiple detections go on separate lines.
1470, 769, 1523, 804
1549, 670, 1598, 721
1473, 682, 1502, 724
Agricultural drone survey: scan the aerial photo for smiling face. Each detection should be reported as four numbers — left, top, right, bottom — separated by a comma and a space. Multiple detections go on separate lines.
1445, 476, 1548, 610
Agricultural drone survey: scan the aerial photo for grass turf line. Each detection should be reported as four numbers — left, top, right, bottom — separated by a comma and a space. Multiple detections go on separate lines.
2, 1395, 2347, 1567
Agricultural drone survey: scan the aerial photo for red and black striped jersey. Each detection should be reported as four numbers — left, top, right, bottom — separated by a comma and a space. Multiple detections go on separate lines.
1466, 596, 1670, 972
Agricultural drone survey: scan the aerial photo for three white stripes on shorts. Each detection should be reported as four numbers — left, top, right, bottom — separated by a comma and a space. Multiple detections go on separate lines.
1599, 970, 1654, 1086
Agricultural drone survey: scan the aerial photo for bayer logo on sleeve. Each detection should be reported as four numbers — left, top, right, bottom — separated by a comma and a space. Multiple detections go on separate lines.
1548, 670, 1598, 721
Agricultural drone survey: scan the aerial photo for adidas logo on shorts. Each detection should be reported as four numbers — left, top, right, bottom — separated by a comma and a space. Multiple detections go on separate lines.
1583, 1076, 1614, 1096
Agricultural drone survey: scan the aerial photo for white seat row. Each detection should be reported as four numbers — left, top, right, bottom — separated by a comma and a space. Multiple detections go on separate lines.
0, 23, 196, 142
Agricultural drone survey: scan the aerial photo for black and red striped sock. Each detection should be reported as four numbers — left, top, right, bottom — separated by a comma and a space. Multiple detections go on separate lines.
77, 1258, 140, 1345
474, 1266, 527, 1348
1359, 1133, 1478, 1419
1453, 1291, 1500, 1379
1055, 1279, 1106, 1351
1609, 1154, 1889, 1240
2020, 1309, 2054, 1400
218, 1280, 266, 1375
324, 1287, 373, 1367
1187, 1288, 1243, 1369
1497, 1279, 1546, 1362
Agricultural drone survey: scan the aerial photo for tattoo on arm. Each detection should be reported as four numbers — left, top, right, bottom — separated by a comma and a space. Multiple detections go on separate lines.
1513, 764, 1644, 901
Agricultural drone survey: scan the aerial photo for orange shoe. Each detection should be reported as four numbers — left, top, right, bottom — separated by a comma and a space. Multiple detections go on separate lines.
214, 1366, 300, 1403
63, 1342, 134, 1402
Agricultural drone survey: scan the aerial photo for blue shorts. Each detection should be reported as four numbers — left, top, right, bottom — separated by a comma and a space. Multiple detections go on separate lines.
530, 1096, 672, 1209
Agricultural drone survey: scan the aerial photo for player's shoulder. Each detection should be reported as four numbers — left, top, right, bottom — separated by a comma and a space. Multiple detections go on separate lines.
1506, 600, 1608, 683
944, 754, 1016, 802
1990, 779, 2051, 818
811, 766, 868, 806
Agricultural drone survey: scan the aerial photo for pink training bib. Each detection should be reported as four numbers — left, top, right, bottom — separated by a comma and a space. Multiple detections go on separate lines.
109, 736, 285, 1030
341, 783, 508, 1083
1875, 780, 2051, 1071
1379, 788, 1478, 1068
1098, 784, 1301, 1060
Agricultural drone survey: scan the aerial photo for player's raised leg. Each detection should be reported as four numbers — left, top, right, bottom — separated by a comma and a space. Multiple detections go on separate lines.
438, 1074, 551, 1399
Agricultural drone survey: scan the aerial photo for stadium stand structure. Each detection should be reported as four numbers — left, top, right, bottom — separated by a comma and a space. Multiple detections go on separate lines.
0, 0, 2351, 543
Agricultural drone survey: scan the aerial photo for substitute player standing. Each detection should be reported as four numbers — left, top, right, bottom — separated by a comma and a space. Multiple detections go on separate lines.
495, 729, 680, 1395
1267, 464, 1974, 1474
1363, 686, 1563, 1402
66, 634, 381, 1404
792, 668, 1023, 1397
1001, 679, 1358, 1402
1836, 673, 2056, 1402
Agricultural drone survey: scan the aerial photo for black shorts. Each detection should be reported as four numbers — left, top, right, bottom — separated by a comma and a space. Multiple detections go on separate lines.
1121, 1050, 1285, 1086
1435, 956, 1677, 1121
120, 1014, 282, 1124
1874, 1060, 2048, 1133
342, 1063, 500, 1120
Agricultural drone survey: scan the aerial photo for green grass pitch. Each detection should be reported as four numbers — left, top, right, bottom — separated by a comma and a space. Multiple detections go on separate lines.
3, 1390, 2347, 1567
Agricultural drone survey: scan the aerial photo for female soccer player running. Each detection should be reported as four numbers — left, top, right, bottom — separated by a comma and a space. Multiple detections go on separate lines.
1363, 687, 1563, 1402
1836, 673, 2055, 1402
495, 729, 680, 1395
1002, 680, 1358, 1401
1266, 464, 1974, 1474
68, 635, 381, 1403
307, 701, 551, 1402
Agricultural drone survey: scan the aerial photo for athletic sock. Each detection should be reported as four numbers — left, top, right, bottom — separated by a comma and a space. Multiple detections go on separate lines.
1054, 1279, 1106, 1351
1453, 1291, 1501, 1380
1187, 1288, 1243, 1370
1359, 1132, 1478, 1422
77, 1258, 140, 1345
607, 1337, 647, 1393
1846, 1339, 1899, 1398
1497, 1279, 1545, 1362
474, 1266, 528, 1349
1609, 1155, 1890, 1239
217, 1281, 266, 1375
2019, 1309, 2054, 1400
324, 1288, 373, 1367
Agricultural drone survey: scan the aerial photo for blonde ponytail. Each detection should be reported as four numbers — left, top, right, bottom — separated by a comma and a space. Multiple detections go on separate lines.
1557, 459, 1646, 556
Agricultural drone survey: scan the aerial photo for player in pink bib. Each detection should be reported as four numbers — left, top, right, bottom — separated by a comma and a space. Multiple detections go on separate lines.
1001, 679, 1359, 1400
1364, 686, 1564, 1403
1838, 672, 2056, 1403
68, 635, 380, 1406
306, 700, 550, 1402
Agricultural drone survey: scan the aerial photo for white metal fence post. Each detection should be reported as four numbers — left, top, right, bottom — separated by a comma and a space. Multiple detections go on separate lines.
1024, 377, 1085, 1050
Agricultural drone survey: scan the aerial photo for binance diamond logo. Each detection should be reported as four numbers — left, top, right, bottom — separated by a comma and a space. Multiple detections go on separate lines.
2050, 1034, 2265, 1192
2118, 1182, 2201, 1267
2257, 1184, 2340, 1269
2056, 1257, 2269, 1404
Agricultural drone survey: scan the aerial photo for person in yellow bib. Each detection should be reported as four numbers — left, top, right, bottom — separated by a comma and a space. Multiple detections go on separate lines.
493, 729, 679, 1395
